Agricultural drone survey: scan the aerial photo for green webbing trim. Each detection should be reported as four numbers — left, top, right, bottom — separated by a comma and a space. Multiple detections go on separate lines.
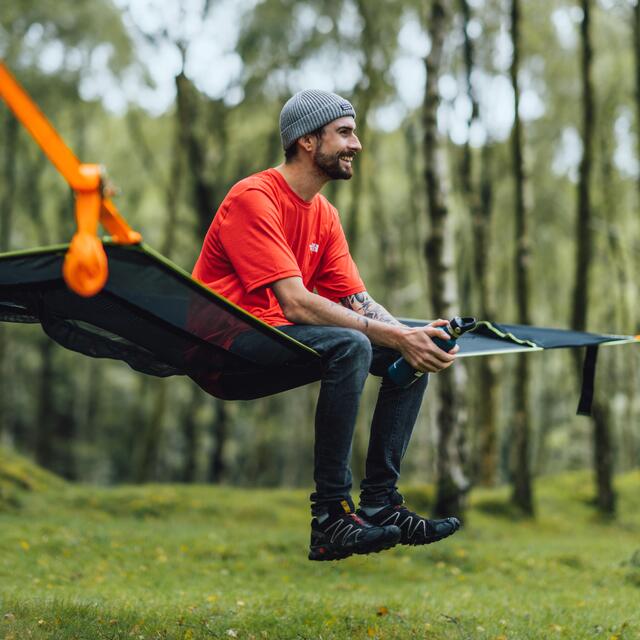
398, 317, 539, 349
0, 243, 69, 259
473, 320, 539, 349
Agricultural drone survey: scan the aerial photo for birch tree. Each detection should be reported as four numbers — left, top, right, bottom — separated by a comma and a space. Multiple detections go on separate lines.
572, 0, 615, 514
509, 0, 534, 515
423, 0, 469, 517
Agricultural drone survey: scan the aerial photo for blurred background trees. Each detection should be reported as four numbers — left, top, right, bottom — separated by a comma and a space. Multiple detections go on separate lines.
1, 0, 639, 517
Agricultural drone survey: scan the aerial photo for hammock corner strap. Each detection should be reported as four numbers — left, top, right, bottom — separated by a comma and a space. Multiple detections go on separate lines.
0, 242, 638, 412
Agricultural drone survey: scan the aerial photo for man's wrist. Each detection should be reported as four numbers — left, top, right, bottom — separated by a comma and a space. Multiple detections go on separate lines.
373, 322, 408, 351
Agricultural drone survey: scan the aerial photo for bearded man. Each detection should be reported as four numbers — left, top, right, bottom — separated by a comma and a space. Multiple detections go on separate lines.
193, 90, 461, 561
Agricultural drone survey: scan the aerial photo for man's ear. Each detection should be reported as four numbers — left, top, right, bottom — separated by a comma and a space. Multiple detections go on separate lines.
299, 134, 316, 153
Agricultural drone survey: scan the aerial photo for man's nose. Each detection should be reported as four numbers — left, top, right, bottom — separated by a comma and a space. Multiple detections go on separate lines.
350, 134, 362, 152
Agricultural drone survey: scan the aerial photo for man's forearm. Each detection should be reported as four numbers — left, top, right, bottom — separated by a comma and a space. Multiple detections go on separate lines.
339, 292, 404, 327
282, 290, 405, 349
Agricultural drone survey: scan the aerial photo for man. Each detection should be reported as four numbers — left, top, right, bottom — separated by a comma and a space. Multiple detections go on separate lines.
193, 89, 461, 561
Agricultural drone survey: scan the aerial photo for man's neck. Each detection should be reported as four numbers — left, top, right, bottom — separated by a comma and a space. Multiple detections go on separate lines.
275, 162, 329, 202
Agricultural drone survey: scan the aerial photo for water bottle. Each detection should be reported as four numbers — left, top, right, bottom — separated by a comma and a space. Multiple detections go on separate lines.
387, 316, 477, 388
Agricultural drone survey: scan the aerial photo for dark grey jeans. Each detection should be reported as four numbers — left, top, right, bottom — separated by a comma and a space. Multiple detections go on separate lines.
230, 325, 429, 516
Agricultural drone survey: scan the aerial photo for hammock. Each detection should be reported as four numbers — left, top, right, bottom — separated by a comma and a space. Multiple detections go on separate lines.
0, 241, 636, 408
1, 61, 637, 411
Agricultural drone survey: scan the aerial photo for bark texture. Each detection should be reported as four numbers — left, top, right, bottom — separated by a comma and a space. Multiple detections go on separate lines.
635, 0, 640, 206
423, 0, 469, 518
572, 0, 615, 515
0, 112, 19, 443
460, 0, 499, 486
509, 0, 534, 515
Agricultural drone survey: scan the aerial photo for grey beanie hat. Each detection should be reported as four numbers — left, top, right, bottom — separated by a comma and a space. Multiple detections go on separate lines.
279, 89, 356, 150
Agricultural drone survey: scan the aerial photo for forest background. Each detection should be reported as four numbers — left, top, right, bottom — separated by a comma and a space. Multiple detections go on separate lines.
1, 0, 639, 519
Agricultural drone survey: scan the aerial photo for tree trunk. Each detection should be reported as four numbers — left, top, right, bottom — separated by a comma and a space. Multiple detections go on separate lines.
174, 69, 232, 483
572, 0, 615, 514
208, 399, 229, 483
475, 144, 500, 485
35, 339, 55, 468
571, 0, 594, 337
634, 0, 640, 209
404, 122, 427, 298
459, 0, 500, 486
509, 0, 534, 515
591, 401, 616, 513
133, 380, 167, 483
423, 0, 469, 518
29, 152, 60, 471
369, 139, 402, 302
0, 112, 18, 444
344, 0, 377, 257
182, 385, 204, 482
175, 71, 218, 237
0, 113, 17, 252
597, 99, 636, 473
127, 70, 195, 482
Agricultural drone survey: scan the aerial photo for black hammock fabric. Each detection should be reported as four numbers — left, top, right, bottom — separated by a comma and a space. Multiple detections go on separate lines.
0, 242, 321, 400
0, 242, 636, 405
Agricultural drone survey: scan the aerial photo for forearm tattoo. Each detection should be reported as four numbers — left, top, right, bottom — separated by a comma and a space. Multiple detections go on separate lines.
339, 292, 403, 327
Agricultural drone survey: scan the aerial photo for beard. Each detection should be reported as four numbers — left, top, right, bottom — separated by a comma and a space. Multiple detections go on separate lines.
313, 146, 354, 180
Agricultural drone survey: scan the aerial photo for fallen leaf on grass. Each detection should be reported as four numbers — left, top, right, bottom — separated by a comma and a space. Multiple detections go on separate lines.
376, 606, 389, 617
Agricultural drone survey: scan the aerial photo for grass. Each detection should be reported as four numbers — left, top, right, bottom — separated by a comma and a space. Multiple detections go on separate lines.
0, 450, 639, 639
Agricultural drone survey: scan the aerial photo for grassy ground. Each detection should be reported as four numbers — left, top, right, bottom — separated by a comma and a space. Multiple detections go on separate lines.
1, 450, 639, 639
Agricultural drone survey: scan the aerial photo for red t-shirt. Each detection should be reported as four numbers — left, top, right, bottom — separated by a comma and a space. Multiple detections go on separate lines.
192, 168, 365, 326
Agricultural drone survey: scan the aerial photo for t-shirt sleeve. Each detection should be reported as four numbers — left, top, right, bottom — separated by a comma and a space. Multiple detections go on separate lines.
314, 212, 365, 302
218, 188, 302, 293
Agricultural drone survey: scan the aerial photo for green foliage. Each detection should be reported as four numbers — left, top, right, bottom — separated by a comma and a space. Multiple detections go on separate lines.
0, 473, 639, 638
0, 0, 133, 70
0, 447, 65, 511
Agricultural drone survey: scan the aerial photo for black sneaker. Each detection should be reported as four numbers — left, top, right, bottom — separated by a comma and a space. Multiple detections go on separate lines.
357, 505, 461, 546
308, 512, 401, 561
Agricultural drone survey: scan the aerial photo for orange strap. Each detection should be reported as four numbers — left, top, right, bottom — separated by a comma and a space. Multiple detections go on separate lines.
0, 61, 141, 296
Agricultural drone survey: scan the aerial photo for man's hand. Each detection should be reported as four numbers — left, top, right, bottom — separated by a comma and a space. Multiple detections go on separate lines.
395, 319, 458, 374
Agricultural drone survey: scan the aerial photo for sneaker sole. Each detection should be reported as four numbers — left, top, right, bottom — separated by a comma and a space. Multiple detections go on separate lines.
308, 532, 400, 562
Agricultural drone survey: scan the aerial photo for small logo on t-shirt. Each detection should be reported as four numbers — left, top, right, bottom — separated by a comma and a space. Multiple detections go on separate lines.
309, 243, 319, 253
